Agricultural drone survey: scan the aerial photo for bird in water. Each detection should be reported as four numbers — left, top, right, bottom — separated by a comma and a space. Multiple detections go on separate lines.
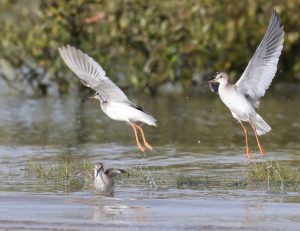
93, 162, 126, 195
58, 45, 156, 153
204, 10, 284, 160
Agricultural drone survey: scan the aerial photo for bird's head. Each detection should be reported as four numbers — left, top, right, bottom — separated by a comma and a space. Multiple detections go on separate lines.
94, 162, 104, 177
86, 92, 102, 101
208, 72, 229, 85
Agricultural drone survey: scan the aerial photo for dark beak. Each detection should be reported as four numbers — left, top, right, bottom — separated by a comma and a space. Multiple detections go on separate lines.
207, 76, 218, 83
199, 82, 209, 86
207, 79, 217, 83
83, 93, 95, 102
200, 76, 217, 86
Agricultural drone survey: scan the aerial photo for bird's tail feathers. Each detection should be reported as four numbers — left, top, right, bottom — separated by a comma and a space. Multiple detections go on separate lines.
252, 113, 271, 136
134, 111, 156, 127
142, 113, 157, 127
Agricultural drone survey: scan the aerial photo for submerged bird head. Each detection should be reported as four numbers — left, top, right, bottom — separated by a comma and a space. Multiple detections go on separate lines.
94, 162, 104, 177
208, 72, 229, 85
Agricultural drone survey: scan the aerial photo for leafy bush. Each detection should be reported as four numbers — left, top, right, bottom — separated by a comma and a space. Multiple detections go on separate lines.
0, 0, 299, 95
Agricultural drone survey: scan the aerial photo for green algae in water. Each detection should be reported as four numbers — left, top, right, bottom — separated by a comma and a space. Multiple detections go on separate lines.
25, 156, 94, 180
23, 156, 300, 193
245, 160, 300, 191
23, 155, 94, 192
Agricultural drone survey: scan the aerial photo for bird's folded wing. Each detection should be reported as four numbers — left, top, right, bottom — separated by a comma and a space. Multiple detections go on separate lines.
58, 45, 129, 102
235, 10, 284, 108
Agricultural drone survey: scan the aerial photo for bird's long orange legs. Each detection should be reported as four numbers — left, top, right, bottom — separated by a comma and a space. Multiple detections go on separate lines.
128, 122, 145, 153
249, 119, 265, 158
134, 124, 153, 150
239, 121, 251, 160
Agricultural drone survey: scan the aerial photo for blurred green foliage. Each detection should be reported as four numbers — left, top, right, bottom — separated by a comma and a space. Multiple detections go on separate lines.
0, 0, 299, 95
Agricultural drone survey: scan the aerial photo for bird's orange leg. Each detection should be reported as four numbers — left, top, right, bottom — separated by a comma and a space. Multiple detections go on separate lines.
128, 122, 145, 153
249, 119, 265, 158
134, 124, 153, 151
239, 121, 251, 161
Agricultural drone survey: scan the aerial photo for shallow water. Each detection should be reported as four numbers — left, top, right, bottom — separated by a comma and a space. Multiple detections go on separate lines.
0, 85, 300, 230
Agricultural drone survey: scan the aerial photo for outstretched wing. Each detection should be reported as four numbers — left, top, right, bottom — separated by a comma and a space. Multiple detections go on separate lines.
58, 45, 129, 102
235, 10, 284, 108
105, 168, 126, 177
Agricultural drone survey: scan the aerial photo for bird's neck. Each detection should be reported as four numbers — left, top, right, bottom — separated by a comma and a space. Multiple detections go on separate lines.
99, 99, 106, 109
219, 80, 228, 87
218, 81, 231, 94
95, 170, 103, 178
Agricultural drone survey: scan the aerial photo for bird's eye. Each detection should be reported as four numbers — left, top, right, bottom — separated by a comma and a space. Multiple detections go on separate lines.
96, 92, 99, 95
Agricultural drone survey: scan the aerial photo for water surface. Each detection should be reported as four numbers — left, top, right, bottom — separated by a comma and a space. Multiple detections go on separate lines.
0, 86, 299, 230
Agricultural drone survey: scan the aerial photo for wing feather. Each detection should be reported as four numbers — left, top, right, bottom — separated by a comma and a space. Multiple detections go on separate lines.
235, 10, 284, 108
58, 45, 129, 102
105, 168, 126, 177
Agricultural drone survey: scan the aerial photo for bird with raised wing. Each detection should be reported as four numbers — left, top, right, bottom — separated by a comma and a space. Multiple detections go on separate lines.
58, 45, 156, 153
93, 162, 126, 195
204, 10, 284, 160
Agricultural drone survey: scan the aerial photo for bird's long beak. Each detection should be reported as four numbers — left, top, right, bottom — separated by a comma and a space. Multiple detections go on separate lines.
200, 77, 217, 86
207, 79, 217, 83
199, 82, 209, 86
206, 76, 218, 83
83, 93, 96, 101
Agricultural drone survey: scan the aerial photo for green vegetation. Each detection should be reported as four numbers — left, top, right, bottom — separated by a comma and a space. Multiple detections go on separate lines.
25, 155, 93, 180
24, 155, 94, 192
23, 156, 300, 192
0, 0, 299, 96
245, 160, 300, 191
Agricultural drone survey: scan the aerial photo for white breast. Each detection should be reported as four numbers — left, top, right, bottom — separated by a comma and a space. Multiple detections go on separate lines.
101, 102, 135, 122
219, 85, 255, 121
94, 173, 114, 194
101, 101, 156, 126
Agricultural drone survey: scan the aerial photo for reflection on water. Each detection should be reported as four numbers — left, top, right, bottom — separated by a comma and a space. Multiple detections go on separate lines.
0, 85, 300, 229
